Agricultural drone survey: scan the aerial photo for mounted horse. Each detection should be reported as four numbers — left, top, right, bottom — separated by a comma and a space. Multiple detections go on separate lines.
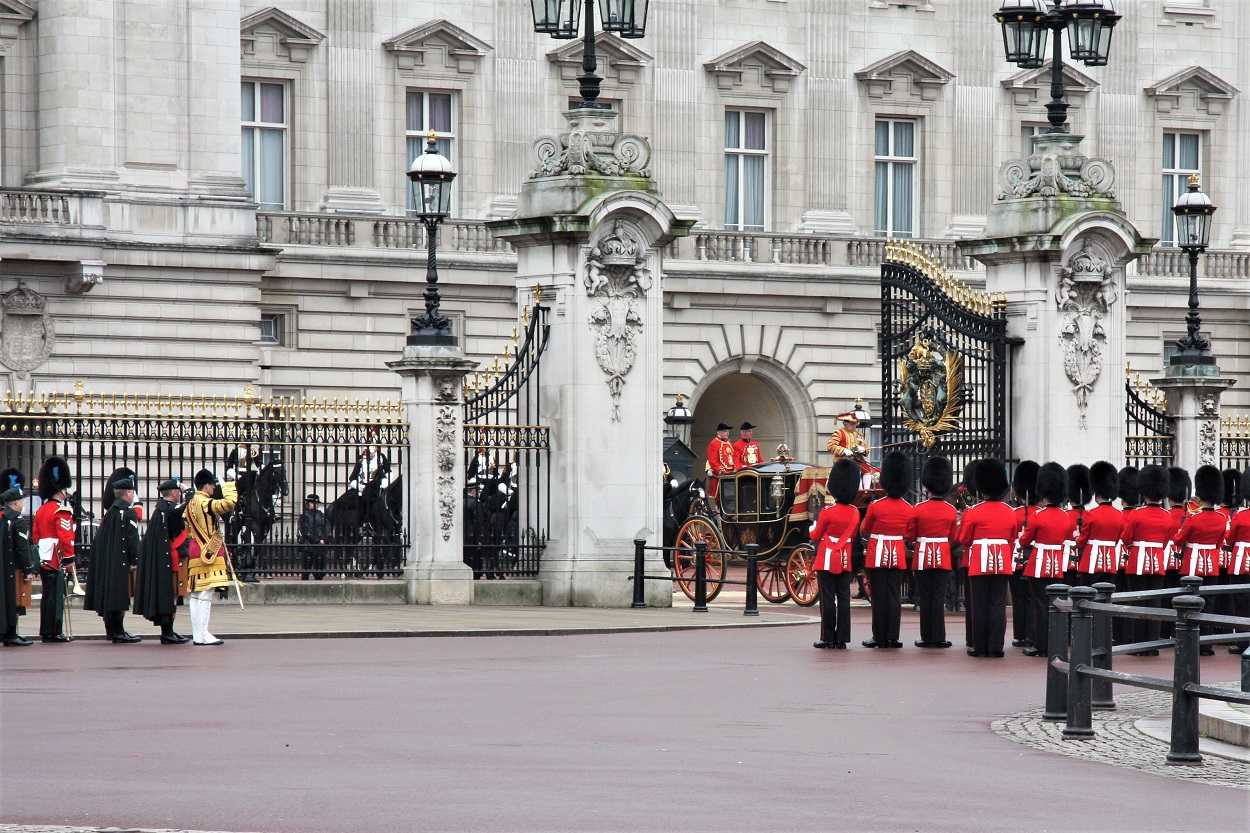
325, 468, 400, 576
228, 459, 289, 581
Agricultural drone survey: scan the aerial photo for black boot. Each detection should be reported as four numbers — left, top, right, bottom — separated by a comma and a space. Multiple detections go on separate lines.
102, 614, 117, 640
112, 613, 141, 644
160, 615, 190, 645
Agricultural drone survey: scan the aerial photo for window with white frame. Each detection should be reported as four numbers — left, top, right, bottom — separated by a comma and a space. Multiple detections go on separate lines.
1161, 132, 1201, 248
1020, 123, 1047, 159
241, 80, 287, 210
874, 118, 917, 238
406, 91, 455, 217
724, 109, 769, 232
258, 312, 284, 345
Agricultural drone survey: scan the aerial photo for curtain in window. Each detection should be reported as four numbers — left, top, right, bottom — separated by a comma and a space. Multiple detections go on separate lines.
874, 161, 889, 236
258, 128, 284, 210
743, 155, 764, 232
406, 92, 423, 132
259, 83, 284, 124
242, 127, 256, 197
893, 162, 914, 238
430, 94, 453, 133
724, 156, 740, 228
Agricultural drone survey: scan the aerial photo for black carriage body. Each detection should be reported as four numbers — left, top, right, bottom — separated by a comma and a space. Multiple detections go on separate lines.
716, 462, 817, 563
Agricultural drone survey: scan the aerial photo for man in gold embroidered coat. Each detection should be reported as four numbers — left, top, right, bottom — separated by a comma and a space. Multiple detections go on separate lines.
183, 468, 237, 646
827, 411, 872, 489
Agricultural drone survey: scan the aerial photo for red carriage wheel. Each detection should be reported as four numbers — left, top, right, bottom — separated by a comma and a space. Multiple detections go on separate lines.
755, 561, 791, 604
785, 544, 819, 607
672, 516, 726, 603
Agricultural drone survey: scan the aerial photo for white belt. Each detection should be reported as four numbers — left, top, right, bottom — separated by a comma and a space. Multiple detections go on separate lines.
1185, 543, 1217, 572
1088, 539, 1117, 572
916, 537, 948, 569
1029, 543, 1063, 579
870, 534, 905, 566
1234, 542, 1250, 574
975, 539, 1009, 573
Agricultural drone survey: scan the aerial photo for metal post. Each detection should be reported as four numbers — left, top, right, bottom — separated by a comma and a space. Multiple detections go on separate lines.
1091, 581, 1117, 710
744, 544, 760, 617
1167, 593, 1205, 765
631, 538, 647, 609
693, 540, 708, 613
1043, 583, 1071, 722
1063, 586, 1097, 740
1241, 647, 1249, 693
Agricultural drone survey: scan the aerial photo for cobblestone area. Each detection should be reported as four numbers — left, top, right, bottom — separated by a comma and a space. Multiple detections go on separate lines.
993, 684, 1250, 789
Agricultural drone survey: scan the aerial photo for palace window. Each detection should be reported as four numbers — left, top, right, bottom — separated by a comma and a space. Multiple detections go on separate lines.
874, 118, 917, 238
406, 91, 455, 217
1161, 132, 1201, 247
724, 109, 769, 232
241, 80, 288, 210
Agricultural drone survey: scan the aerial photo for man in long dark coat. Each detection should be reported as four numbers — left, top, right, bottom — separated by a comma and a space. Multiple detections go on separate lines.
1, 483, 35, 646
84, 468, 143, 643
133, 478, 191, 644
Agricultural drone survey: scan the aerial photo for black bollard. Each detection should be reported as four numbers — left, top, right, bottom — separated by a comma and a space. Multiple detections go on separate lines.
693, 541, 709, 613
1167, 593, 1205, 765
744, 544, 760, 617
1091, 581, 1117, 711
1063, 586, 1097, 740
1043, 583, 1071, 722
1241, 646, 1249, 694
631, 538, 647, 609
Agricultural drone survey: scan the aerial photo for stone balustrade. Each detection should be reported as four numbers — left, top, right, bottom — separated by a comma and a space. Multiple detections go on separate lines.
0, 188, 102, 226
1134, 248, 1250, 280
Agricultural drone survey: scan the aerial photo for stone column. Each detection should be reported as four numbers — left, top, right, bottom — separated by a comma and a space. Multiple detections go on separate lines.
320, 0, 385, 214
1153, 370, 1236, 473
387, 346, 477, 604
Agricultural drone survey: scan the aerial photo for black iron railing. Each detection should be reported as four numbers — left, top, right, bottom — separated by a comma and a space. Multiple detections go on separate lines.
1124, 376, 1174, 467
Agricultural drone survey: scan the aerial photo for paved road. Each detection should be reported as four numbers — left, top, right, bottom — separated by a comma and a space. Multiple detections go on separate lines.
2, 611, 1246, 833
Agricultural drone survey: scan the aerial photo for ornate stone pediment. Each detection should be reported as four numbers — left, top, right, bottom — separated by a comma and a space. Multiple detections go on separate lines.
855, 50, 953, 102
549, 33, 650, 86
383, 20, 493, 76
0, 1, 34, 43
241, 7, 325, 64
705, 41, 806, 94
1002, 62, 1098, 108
1146, 67, 1239, 116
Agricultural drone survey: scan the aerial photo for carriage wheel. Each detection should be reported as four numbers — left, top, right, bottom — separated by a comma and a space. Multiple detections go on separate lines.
673, 516, 726, 603
756, 562, 791, 604
785, 544, 820, 607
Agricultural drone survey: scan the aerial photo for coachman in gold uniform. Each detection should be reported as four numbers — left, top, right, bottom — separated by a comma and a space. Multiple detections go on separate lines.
183, 468, 237, 646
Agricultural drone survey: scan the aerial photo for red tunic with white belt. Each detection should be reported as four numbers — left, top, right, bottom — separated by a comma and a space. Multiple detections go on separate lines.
1171, 508, 1227, 577
1017, 505, 1072, 579
1076, 502, 1124, 574
1065, 507, 1087, 568
1119, 504, 1172, 576
31, 498, 76, 569
809, 503, 860, 574
957, 500, 1020, 577
1216, 507, 1234, 570
1222, 510, 1250, 576
861, 496, 915, 570
912, 498, 957, 571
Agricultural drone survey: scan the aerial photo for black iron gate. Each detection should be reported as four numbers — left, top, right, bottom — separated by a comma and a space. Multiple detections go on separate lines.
880, 241, 1009, 493
462, 298, 551, 578
1124, 366, 1174, 466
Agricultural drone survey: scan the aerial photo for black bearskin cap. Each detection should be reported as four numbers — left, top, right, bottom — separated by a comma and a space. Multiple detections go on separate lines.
962, 461, 978, 493
0, 467, 25, 492
37, 456, 73, 500
102, 466, 136, 513
1194, 465, 1223, 505
1242, 466, 1250, 507
1036, 462, 1068, 507
1138, 465, 1170, 504
826, 458, 861, 506
921, 456, 953, 498
1168, 467, 1191, 506
879, 451, 912, 499
1013, 461, 1039, 506
1066, 464, 1091, 508
975, 458, 1009, 501
194, 468, 217, 489
1118, 466, 1139, 507
1089, 461, 1118, 501
1221, 469, 1240, 508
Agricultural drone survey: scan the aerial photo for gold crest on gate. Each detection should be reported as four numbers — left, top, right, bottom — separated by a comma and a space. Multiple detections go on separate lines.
897, 329, 964, 450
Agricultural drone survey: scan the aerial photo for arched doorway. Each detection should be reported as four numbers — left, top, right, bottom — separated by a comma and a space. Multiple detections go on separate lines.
690, 362, 819, 468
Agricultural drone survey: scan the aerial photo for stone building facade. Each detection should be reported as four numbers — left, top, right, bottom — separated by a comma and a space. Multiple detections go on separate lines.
0, 0, 1247, 463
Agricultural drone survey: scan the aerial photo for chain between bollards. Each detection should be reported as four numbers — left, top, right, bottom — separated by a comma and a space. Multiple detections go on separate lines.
1091, 581, 1117, 711
744, 544, 760, 617
1063, 586, 1097, 740
631, 538, 647, 609
1043, 583, 1071, 722
693, 540, 708, 612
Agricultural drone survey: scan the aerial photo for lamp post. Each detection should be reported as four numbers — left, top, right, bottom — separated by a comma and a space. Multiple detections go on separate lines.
531, 0, 650, 108
664, 393, 694, 435
406, 131, 457, 347
1169, 174, 1218, 366
994, 1, 1120, 133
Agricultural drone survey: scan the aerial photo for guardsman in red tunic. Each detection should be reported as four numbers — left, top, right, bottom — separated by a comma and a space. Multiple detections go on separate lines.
1161, 466, 1193, 641
1120, 465, 1173, 654
1172, 465, 1227, 656
732, 422, 764, 471
1016, 463, 1072, 658
1076, 461, 1124, 587
809, 458, 862, 649
1211, 468, 1242, 647
1064, 464, 1091, 581
913, 456, 957, 648
705, 422, 735, 503
1220, 465, 1250, 653
861, 451, 915, 649
1010, 461, 1040, 650
956, 459, 1020, 658
31, 456, 76, 643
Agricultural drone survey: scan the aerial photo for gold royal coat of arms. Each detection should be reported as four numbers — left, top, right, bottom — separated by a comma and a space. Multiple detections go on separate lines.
897, 330, 963, 450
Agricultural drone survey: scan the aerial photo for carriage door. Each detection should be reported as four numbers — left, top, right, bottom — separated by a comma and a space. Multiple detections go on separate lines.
880, 241, 1010, 493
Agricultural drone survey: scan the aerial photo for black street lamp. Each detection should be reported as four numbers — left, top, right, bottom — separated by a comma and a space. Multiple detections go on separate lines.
994, 1, 1120, 133
531, 0, 650, 108
406, 131, 457, 347
1169, 174, 1218, 367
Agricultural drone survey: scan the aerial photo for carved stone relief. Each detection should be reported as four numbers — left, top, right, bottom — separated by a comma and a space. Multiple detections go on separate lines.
1199, 419, 1219, 467
0, 284, 56, 380
435, 405, 457, 541
1055, 239, 1117, 428
998, 132, 1116, 201
585, 219, 651, 421
532, 108, 651, 179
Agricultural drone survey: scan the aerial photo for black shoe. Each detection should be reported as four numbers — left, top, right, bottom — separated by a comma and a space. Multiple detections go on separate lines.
933, 641, 953, 649
1199, 646, 1215, 656
41, 634, 72, 643
833, 641, 847, 649
989, 651, 1005, 658
883, 641, 903, 649
1022, 647, 1042, 657
241, 574, 261, 584
955, 604, 966, 613
3, 635, 33, 646
967, 649, 987, 657
1229, 645, 1247, 655
813, 641, 831, 649
112, 632, 142, 644
861, 639, 879, 648
1011, 638, 1032, 648
193, 638, 225, 646
161, 633, 192, 645
1140, 649, 1160, 657
914, 640, 932, 648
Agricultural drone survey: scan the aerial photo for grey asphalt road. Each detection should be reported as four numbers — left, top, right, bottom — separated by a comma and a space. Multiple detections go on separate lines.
1, 621, 1246, 833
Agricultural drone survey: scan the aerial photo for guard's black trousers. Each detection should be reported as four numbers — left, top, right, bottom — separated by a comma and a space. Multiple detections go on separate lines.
1026, 577, 1057, 656
865, 568, 903, 644
967, 574, 1009, 656
1009, 571, 1030, 642
914, 569, 949, 645
39, 568, 65, 638
817, 571, 851, 645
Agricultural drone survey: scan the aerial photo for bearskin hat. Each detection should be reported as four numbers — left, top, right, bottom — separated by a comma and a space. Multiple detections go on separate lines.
1013, 460, 1040, 506
921, 456, 953, 498
37, 456, 73, 501
1089, 461, 1118, 502
1168, 467, 1191, 506
1221, 469, 1240, 508
1242, 466, 1250, 507
1066, 464, 1091, 509
826, 458, 861, 506
1138, 465, 1170, 504
879, 451, 912, 499
102, 466, 136, 513
1194, 465, 1223, 506
0, 467, 25, 492
1118, 466, 1140, 508
974, 458, 1009, 501
962, 461, 978, 492
194, 468, 217, 489
1036, 462, 1068, 507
